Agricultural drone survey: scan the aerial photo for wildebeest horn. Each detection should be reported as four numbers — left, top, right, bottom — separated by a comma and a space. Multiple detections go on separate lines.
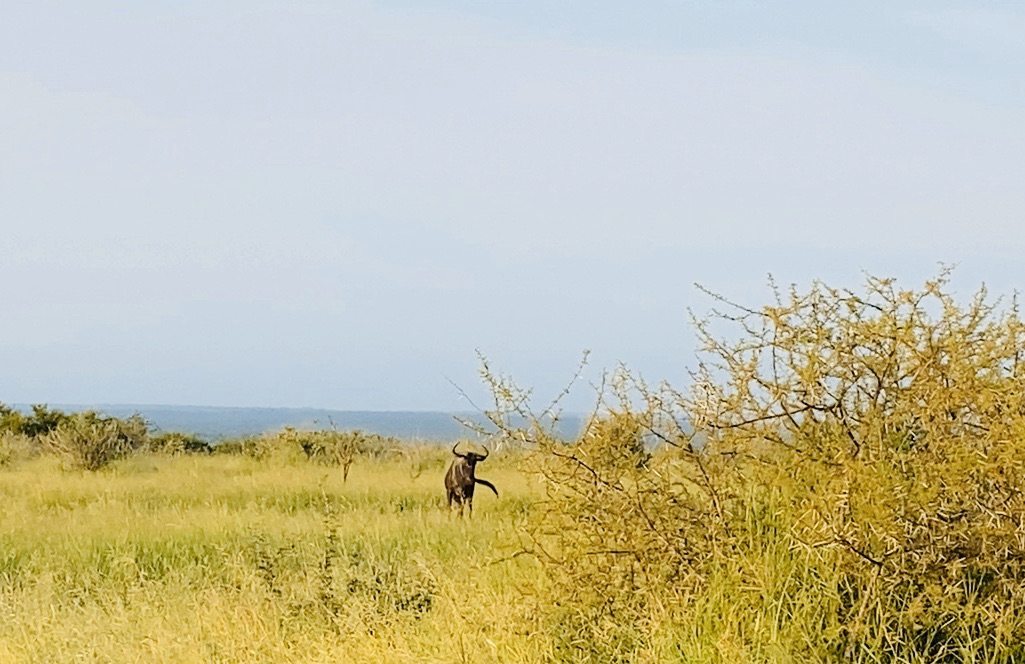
480, 445, 489, 460
452, 443, 468, 458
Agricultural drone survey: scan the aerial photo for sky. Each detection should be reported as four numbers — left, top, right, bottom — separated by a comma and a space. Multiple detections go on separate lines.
1, 1, 1024, 411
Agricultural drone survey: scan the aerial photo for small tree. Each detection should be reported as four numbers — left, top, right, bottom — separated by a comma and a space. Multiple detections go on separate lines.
279, 428, 380, 481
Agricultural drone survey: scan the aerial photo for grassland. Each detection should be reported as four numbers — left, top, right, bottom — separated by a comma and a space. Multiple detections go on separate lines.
2, 441, 1021, 663
0, 450, 552, 663
7, 273, 1025, 663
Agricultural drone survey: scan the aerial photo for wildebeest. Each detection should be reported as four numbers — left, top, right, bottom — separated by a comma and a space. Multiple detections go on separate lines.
445, 443, 498, 518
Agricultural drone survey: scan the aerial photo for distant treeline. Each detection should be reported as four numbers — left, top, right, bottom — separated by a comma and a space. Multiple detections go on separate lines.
7, 404, 585, 441
0, 402, 412, 473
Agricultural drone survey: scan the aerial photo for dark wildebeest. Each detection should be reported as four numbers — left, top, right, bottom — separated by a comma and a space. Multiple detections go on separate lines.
445, 443, 498, 518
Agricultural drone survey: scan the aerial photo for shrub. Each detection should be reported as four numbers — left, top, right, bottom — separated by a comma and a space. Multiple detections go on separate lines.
686, 271, 1025, 661
0, 403, 27, 436
212, 437, 256, 456
239, 433, 299, 462
278, 428, 398, 481
43, 412, 148, 471
0, 403, 71, 438
20, 404, 72, 438
483, 270, 1025, 662
147, 432, 213, 455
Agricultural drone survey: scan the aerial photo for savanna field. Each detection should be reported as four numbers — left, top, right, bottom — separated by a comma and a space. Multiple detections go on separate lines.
5, 274, 1025, 663
0, 447, 547, 663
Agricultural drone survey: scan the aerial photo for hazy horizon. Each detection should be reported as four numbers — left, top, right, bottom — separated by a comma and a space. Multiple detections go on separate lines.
3, 2, 1023, 412
7, 402, 586, 441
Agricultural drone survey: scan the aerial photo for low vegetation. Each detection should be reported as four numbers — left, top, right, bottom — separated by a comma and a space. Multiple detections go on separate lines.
0, 451, 535, 663
1, 271, 1023, 662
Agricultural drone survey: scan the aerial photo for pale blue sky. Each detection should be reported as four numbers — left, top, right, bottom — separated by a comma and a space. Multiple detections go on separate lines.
1, 1, 1024, 410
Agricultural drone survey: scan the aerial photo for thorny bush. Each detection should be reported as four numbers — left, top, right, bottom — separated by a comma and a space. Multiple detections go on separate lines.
480, 270, 1025, 663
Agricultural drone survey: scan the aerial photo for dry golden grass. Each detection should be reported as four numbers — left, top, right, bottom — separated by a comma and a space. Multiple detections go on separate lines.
0, 451, 550, 664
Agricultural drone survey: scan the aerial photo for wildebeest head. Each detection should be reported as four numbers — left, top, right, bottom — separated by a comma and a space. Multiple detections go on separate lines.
451, 442, 489, 466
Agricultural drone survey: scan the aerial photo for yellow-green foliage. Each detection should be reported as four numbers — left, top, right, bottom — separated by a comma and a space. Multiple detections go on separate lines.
482, 271, 1025, 663
686, 272, 1025, 662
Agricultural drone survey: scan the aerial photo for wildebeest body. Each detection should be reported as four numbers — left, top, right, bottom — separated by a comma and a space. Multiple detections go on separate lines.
445, 443, 498, 518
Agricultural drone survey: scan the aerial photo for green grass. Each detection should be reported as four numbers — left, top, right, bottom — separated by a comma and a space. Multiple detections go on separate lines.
8, 449, 991, 663
0, 452, 550, 663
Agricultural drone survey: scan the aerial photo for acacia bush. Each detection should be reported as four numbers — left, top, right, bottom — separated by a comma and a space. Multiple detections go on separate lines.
0, 403, 72, 441
485, 271, 1025, 663
217, 428, 398, 481
147, 432, 213, 455
282, 428, 369, 480
212, 435, 267, 457
689, 272, 1025, 662
43, 412, 148, 471
0, 405, 153, 466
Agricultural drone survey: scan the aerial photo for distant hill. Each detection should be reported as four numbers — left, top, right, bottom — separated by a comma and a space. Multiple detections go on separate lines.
11, 404, 585, 442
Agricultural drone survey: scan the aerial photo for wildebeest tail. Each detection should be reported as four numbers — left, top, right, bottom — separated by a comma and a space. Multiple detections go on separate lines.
475, 478, 499, 497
